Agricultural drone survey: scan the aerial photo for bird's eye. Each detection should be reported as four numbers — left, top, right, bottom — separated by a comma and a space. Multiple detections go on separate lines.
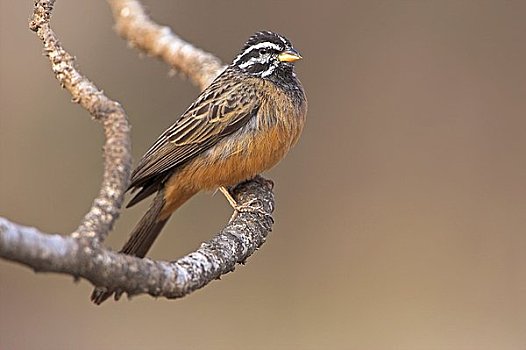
259, 48, 269, 55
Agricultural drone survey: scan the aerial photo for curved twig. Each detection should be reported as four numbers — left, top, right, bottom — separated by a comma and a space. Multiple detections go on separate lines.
30, 0, 132, 242
0, 0, 275, 302
0, 178, 274, 300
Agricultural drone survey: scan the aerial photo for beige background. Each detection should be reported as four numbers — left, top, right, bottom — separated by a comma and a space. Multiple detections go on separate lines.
1, 1, 526, 349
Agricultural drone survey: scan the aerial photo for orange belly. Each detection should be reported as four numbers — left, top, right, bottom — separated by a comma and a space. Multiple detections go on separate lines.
160, 122, 299, 218
160, 80, 306, 219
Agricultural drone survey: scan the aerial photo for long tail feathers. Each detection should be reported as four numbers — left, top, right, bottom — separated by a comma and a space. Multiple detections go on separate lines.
91, 191, 170, 305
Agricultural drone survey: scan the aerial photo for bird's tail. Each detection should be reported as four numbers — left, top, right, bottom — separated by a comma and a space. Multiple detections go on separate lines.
90, 190, 169, 305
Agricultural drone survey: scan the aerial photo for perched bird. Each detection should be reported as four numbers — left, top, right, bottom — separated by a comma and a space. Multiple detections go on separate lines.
91, 31, 307, 304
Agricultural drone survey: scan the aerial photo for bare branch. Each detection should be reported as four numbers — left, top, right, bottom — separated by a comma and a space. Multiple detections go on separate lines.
0, 0, 276, 302
108, 0, 225, 90
29, 0, 132, 242
0, 178, 274, 300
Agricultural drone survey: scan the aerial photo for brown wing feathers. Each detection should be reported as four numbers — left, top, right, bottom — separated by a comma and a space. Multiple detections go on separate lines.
126, 72, 262, 207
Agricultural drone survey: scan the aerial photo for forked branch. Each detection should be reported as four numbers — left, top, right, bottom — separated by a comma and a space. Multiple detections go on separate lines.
0, 0, 274, 302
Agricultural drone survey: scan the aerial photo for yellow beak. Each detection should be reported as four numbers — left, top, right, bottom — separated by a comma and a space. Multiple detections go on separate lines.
278, 49, 302, 62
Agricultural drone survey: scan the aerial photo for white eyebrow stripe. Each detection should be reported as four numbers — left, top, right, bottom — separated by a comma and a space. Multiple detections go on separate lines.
233, 42, 282, 65
243, 42, 281, 54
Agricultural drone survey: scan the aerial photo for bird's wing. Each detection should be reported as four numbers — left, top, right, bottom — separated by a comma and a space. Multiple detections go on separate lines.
129, 76, 261, 190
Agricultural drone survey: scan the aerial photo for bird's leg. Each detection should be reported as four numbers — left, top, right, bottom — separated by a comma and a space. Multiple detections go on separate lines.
219, 186, 239, 209
219, 186, 267, 218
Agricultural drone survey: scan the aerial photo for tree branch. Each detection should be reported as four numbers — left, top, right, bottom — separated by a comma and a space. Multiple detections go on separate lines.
30, 0, 132, 242
108, 0, 225, 90
0, 178, 274, 299
0, 0, 275, 302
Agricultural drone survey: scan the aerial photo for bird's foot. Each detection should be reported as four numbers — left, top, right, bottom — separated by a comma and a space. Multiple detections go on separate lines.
219, 186, 269, 220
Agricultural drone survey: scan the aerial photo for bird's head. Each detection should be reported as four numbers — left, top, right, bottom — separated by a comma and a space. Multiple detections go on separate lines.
232, 31, 302, 79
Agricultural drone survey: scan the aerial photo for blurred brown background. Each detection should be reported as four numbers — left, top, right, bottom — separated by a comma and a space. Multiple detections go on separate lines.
1, 1, 526, 349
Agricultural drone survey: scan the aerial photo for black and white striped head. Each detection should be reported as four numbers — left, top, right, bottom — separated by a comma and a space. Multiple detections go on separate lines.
232, 31, 302, 79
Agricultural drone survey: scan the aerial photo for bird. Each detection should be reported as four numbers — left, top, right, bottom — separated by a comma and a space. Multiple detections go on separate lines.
91, 31, 307, 304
